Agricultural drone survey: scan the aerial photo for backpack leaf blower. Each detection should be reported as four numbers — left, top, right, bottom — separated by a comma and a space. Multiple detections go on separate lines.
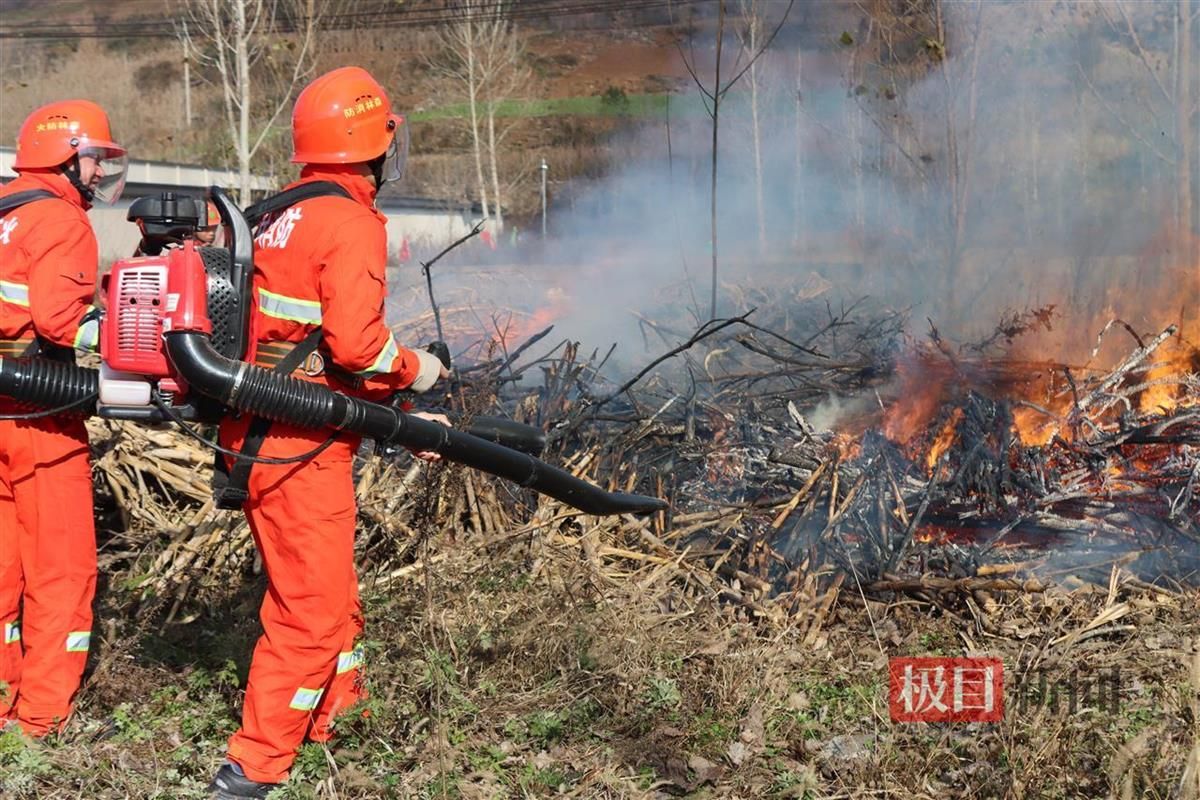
0, 187, 666, 516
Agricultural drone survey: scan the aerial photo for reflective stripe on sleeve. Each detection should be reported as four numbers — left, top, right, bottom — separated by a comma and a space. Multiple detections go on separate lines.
0, 280, 29, 307
73, 306, 99, 351
355, 331, 399, 377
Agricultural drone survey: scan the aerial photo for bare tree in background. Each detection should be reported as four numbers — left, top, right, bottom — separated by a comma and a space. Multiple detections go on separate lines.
429, 1, 530, 231
933, 0, 985, 311
676, 0, 794, 320
481, 13, 531, 232
428, 2, 491, 223
844, 0, 987, 314
1071, 0, 1197, 267
1177, 0, 1196, 244
179, 0, 320, 203
736, 0, 769, 255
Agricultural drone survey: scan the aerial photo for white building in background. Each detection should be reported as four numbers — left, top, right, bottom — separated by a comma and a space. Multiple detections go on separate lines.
1, 146, 275, 261
378, 194, 485, 264
0, 147, 484, 264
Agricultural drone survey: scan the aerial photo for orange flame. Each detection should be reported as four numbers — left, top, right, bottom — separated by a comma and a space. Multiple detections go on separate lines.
496, 287, 571, 348
877, 221, 1198, 456
926, 408, 963, 472
881, 353, 955, 445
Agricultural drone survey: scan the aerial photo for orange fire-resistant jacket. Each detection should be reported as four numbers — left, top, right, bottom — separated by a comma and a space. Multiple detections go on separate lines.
0, 171, 100, 361
247, 166, 424, 399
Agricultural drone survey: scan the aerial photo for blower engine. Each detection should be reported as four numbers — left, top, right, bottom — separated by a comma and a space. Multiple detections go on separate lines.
0, 187, 666, 516
96, 188, 254, 423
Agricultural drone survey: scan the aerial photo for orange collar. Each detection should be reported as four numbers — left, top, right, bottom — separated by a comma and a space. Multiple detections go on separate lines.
7, 169, 87, 209
295, 166, 378, 208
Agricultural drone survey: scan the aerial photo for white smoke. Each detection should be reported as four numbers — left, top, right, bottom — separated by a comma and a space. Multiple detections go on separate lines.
394, 0, 1197, 380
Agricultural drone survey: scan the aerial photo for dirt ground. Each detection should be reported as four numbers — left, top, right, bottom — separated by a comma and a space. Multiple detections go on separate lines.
529, 28, 694, 98
2, 519, 1197, 799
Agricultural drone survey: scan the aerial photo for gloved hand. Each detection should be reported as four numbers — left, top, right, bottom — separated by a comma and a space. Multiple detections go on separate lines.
409, 348, 448, 393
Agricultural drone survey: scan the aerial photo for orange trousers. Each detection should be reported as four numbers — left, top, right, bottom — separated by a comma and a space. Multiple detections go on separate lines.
0, 415, 96, 736
219, 418, 367, 784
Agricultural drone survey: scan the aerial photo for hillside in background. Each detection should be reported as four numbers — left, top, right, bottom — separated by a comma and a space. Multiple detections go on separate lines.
0, 1, 864, 224
0, 4, 1197, 800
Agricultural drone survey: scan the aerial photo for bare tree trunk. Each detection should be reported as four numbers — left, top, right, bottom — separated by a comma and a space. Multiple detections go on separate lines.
750, 58, 765, 254
184, 0, 318, 202
487, 100, 504, 230
849, 18, 872, 244
1020, 65, 1040, 243
235, 0, 251, 205
209, 1, 238, 164
464, 9, 491, 222
934, 0, 960, 305
182, 21, 192, 130
1078, 87, 1090, 216
794, 48, 805, 250
430, 2, 527, 227
742, 0, 766, 255
953, 12, 982, 311
676, 0, 791, 318
936, 0, 983, 315
709, 0, 726, 321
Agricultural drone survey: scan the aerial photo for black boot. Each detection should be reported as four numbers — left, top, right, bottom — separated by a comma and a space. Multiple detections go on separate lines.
209, 760, 280, 799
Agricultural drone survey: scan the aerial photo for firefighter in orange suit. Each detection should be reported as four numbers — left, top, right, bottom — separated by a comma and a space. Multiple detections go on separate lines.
0, 100, 128, 736
209, 67, 446, 799
196, 200, 222, 246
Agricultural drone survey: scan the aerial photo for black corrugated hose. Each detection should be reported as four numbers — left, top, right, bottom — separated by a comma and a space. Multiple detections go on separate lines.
0, 344, 668, 517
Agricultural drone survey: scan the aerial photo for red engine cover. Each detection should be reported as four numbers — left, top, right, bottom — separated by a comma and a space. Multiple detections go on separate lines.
163, 242, 212, 336
100, 243, 213, 378
101, 255, 171, 376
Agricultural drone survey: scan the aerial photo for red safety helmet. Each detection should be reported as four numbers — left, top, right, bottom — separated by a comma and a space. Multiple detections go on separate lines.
291, 66, 408, 183
14, 99, 128, 203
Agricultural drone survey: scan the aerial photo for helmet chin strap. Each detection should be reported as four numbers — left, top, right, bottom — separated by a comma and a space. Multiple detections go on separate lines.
367, 153, 386, 191
62, 157, 95, 205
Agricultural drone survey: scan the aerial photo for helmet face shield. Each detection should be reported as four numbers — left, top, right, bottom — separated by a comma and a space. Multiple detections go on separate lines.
77, 144, 128, 204
379, 116, 409, 186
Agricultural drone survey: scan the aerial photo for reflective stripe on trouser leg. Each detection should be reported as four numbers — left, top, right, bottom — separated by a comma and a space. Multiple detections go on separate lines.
335, 646, 365, 675
223, 424, 358, 785
64, 632, 90, 652
288, 687, 324, 711
4, 416, 96, 735
309, 575, 367, 743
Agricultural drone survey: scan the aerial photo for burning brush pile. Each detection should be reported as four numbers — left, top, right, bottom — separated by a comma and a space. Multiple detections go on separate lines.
797, 315, 1198, 591
462, 289, 1200, 613
85, 273, 1198, 625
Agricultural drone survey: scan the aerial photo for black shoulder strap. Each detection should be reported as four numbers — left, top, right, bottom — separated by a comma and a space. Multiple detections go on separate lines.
0, 189, 55, 217
212, 327, 325, 510
243, 181, 353, 229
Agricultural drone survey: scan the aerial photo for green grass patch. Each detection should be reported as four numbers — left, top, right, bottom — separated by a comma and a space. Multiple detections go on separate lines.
409, 93, 676, 121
